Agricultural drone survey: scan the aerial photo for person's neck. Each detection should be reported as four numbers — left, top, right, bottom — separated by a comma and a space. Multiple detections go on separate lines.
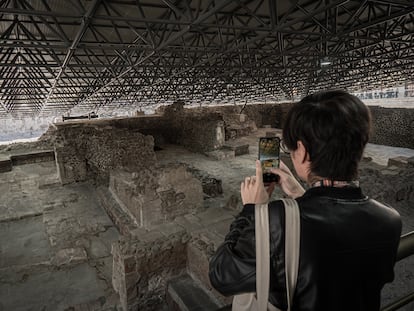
308, 176, 360, 188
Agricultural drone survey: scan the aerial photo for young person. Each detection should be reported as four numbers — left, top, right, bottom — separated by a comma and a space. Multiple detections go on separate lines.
209, 90, 402, 310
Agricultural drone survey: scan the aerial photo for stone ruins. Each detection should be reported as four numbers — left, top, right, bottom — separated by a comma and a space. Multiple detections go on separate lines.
0, 102, 413, 311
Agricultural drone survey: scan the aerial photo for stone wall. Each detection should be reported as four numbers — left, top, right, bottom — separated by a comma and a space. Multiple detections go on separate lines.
161, 102, 226, 152
54, 123, 156, 184
214, 103, 414, 149
54, 109, 225, 156
52, 109, 227, 185
185, 103, 414, 149
360, 164, 414, 232
369, 106, 414, 149
242, 103, 293, 128
187, 103, 290, 132
184, 107, 257, 141
112, 230, 189, 311
110, 206, 235, 311
167, 113, 225, 152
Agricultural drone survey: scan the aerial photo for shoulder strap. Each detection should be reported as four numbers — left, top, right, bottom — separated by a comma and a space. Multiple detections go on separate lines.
255, 203, 270, 311
280, 199, 301, 311
254, 199, 300, 311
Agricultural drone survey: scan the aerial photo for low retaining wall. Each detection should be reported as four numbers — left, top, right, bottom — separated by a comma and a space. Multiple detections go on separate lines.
0, 150, 55, 173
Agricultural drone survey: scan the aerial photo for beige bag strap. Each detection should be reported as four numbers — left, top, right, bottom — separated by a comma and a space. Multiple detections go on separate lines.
281, 199, 301, 311
233, 200, 300, 311
255, 203, 271, 311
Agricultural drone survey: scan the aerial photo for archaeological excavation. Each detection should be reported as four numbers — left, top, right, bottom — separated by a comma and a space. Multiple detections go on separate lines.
1, 102, 414, 310
1, 1, 414, 310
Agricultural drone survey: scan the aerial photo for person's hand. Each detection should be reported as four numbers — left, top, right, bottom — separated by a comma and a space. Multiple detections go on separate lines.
264, 181, 276, 199
240, 160, 269, 205
270, 161, 305, 199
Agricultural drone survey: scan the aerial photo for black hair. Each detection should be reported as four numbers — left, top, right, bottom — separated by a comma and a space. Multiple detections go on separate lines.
283, 90, 371, 181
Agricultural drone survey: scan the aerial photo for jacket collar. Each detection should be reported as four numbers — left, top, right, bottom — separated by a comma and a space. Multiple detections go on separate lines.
303, 186, 366, 200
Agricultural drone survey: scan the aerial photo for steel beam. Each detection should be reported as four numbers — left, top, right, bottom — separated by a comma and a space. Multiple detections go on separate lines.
41, 0, 102, 110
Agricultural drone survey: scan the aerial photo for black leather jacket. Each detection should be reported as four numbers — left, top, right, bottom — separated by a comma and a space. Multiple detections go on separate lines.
209, 186, 402, 311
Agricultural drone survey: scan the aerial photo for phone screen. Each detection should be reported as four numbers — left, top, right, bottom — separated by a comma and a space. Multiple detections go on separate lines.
258, 137, 280, 183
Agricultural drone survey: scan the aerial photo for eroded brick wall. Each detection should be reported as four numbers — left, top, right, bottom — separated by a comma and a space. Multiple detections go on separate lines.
112, 230, 189, 311
369, 106, 414, 149
161, 103, 226, 151
54, 124, 156, 184
360, 165, 414, 225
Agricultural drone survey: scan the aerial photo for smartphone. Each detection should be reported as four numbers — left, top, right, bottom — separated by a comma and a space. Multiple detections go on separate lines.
258, 137, 280, 183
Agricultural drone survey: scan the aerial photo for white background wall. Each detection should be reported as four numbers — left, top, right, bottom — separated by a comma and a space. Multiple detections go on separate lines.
0, 116, 55, 143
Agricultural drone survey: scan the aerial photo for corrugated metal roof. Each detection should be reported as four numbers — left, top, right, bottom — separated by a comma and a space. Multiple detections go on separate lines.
0, 0, 413, 118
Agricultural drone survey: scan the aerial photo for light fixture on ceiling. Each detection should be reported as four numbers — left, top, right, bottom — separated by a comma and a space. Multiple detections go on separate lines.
320, 57, 332, 67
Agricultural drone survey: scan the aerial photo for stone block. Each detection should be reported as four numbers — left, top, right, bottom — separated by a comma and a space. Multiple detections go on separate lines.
225, 125, 251, 140
388, 156, 409, 168
265, 131, 277, 137
156, 164, 203, 220
109, 164, 203, 231
205, 149, 235, 160
223, 142, 249, 156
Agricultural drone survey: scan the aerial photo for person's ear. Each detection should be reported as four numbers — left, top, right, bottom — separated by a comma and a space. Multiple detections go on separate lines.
297, 141, 310, 164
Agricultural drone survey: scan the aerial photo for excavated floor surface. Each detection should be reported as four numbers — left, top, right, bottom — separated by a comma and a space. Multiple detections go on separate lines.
0, 162, 120, 311
0, 128, 413, 310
